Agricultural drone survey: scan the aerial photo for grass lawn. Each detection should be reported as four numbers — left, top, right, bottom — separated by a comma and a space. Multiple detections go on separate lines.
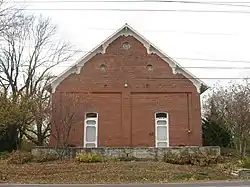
0, 159, 237, 184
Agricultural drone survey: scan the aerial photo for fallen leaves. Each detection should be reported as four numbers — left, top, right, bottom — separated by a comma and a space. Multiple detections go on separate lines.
0, 160, 235, 184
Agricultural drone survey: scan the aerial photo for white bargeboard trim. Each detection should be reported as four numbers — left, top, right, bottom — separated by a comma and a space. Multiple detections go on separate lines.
48, 23, 208, 94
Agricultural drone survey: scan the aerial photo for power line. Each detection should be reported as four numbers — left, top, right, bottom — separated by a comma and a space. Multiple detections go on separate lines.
48, 60, 250, 68
49, 75, 250, 80
51, 65, 250, 69
142, 77, 249, 79
0, 27, 238, 36
12, 61, 250, 69
9, 0, 250, 8
0, 27, 239, 36
175, 57, 250, 63
1, 43, 250, 64
15, 8, 250, 14
12, 47, 244, 63
3, 48, 250, 64
167, 66, 250, 69
85, 27, 237, 35
2, 41, 250, 63
50, 49, 250, 64
9, 0, 248, 2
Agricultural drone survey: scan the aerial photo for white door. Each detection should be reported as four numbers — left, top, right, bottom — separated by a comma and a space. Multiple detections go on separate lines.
84, 113, 98, 148
155, 112, 169, 147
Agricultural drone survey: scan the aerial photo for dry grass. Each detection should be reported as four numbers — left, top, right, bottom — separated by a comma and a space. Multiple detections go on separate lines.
0, 159, 236, 184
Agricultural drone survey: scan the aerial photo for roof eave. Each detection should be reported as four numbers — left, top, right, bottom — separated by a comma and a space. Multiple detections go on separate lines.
48, 23, 208, 94
200, 84, 209, 94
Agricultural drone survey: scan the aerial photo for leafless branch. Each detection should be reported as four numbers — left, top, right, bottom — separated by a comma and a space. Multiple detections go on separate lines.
203, 80, 250, 156
0, 11, 77, 146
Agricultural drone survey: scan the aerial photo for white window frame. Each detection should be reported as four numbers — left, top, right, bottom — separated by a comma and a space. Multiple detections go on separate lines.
155, 112, 169, 148
84, 112, 98, 148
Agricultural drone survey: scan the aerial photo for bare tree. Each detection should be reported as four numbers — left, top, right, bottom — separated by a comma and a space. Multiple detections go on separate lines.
0, 13, 76, 146
51, 107, 77, 159
0, 1, 28, 36
0, 0, 14, 32
203, 80, 250, 157
0, 15, 75, 97
23, 78, 52, 146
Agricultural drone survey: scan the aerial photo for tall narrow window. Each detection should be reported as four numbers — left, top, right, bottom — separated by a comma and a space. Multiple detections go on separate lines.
155, 112, 169, 148
84, 112, 98, 148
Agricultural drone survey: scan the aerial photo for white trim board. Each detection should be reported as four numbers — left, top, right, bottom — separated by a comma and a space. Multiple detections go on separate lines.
47, 23, 209, 94
155, 112, 169, 148
84, 113, 98, 148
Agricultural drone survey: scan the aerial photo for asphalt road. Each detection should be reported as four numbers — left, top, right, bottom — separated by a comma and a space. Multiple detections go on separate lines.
1, 181, 250, 187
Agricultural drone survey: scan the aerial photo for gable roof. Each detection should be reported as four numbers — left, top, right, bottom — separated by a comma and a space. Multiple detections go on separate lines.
47, 23, 209, 94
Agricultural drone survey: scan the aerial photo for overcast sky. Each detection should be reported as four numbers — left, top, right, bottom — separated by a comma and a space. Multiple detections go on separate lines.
11, 0, 250, 90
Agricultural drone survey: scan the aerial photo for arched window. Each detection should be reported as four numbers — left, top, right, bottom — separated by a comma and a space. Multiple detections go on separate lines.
155, 112, 169, 148
84, 112, 98, 148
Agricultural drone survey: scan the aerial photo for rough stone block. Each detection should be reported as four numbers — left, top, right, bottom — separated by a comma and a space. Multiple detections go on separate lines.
239, 169, 250, 179
31, 146, 221, 160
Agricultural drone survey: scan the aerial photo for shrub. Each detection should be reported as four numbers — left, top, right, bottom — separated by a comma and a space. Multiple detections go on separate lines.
0, 151, 8, 156
202, 118, 232, 147
240, 157, 250, 169
220, 147, 240, 158
163, 150, 192, 165
171, 172, 193, 181
0, 151, 9, 160
7, 151, 33, 164
190, 151, 222, 166
75, 153, 102, 163
20, 140, 36, 152
33, 152, 59, 163
117, 156, 143, 161
163, 150, 221, 166
194, 172, 210, 180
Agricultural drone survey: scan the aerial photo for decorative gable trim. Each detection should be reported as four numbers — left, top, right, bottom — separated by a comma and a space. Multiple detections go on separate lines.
49, 23, 208, 94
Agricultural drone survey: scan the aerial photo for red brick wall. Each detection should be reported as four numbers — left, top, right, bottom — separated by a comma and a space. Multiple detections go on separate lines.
50, 35, 202, 147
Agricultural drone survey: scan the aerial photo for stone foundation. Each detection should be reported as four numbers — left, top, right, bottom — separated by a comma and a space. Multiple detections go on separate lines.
239, 169, 250, 179
31, 146, 220, 160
